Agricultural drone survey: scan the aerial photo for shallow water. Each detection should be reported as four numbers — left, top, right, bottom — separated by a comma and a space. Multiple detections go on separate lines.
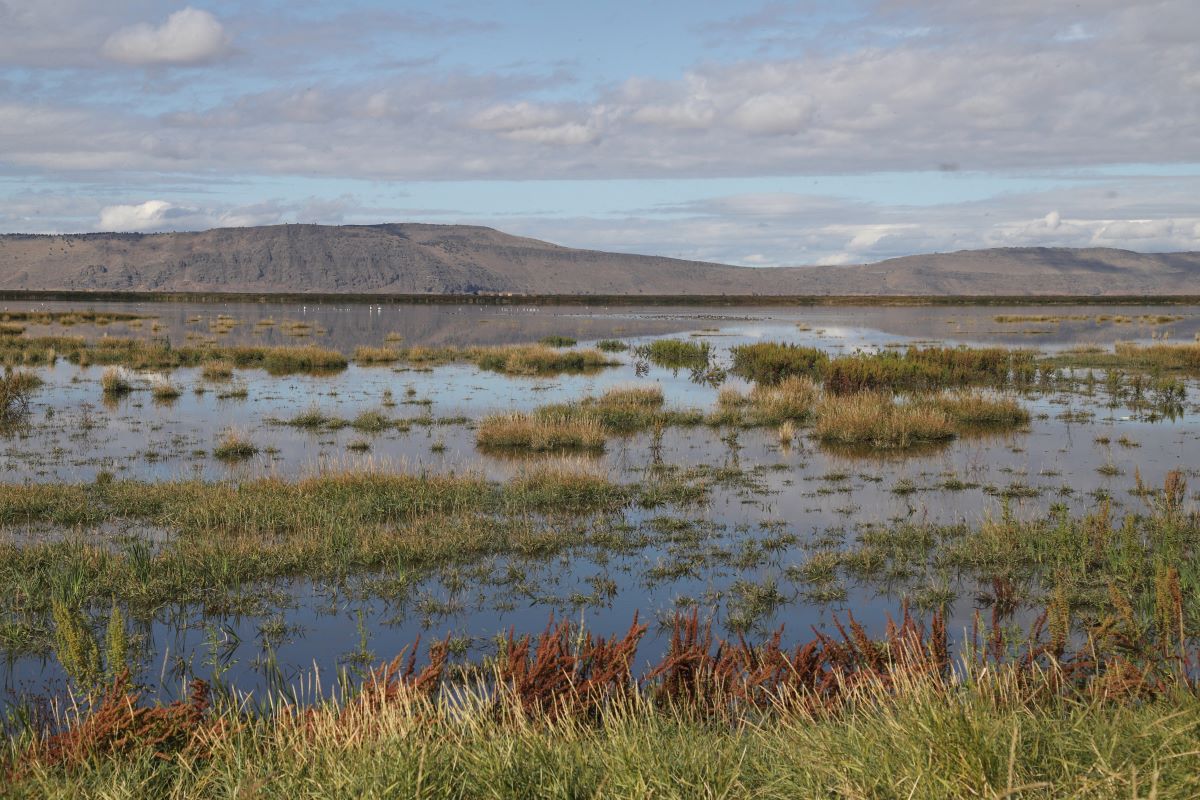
2, 300, 1198, 707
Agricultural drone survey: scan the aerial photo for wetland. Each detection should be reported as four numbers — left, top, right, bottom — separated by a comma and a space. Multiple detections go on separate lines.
2, 298, 1200, 795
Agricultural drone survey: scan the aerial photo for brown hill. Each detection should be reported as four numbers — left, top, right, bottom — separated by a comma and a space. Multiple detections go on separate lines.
0, 223, 1196, 295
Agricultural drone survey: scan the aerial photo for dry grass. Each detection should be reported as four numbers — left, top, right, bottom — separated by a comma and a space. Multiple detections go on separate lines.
598, 384, 664, 408
476, 410, 606, 452
354, 346, 403, 365
0, 369, 41, 423
148, 376, 181, 401
200, 361, 234, 381
929, 390, 1030, 427
100, 367, 132, 396
748, 375, 819, 424
815, 392, 956, 449
212, 429, 258, 461
477, 345, 617, 376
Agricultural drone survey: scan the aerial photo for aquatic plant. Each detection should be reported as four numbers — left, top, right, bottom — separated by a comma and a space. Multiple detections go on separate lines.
814, 392, 956, 449
0, 369, 41, 423
635, 339, 710, 369
730, 342, 828, 384
100, 368, 133, 397
476, 410, 606, 452
212, 430, 259, 461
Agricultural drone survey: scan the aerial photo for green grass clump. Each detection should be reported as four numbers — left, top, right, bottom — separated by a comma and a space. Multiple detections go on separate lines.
815, 392, 956, 449
824, 346, 1036, 394
538, 335, 577, 347
0, 322, 25, 336
595, 339, 628, 352
351, 410, 392, 433
746, 376, 819, 425
285, 407, 342, 429
636, 339, 710, 369
730, 342, 828, 384
212, 430, 259, 462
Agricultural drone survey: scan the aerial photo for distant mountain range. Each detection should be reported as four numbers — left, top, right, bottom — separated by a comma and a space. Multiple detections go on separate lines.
0, 223, 1197, 296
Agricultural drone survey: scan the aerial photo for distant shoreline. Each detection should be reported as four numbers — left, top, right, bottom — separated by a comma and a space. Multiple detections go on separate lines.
0, 290, 1198, 307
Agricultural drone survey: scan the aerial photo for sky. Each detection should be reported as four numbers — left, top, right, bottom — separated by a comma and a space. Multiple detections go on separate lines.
1, 0, 1199, 266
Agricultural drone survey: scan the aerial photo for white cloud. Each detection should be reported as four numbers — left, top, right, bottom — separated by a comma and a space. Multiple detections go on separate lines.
98, 200, 175, 231
102, 7, 230, 66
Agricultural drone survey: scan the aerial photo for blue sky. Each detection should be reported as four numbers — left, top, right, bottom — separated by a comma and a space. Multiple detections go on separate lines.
1, 0, 1198, 265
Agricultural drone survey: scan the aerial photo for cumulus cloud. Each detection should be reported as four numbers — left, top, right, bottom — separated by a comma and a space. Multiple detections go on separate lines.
98, 200, 176, 231
102, 7, 231, 66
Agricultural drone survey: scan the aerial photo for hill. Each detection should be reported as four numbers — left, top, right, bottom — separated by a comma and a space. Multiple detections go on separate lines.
0, 223, 1196, 296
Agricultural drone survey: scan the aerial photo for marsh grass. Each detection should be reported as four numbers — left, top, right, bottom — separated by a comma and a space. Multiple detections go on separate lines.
823, 346, 1037, 394
1047, 342, 1200, 374
476, 410, 607, 452
0, 464, 683, 631
148, 377, 181, 401
730, 342, 828, 384
635, 339, 710, 369
99, 368, 132, 397
538, 335, 576, 347
353, 346, 402, 365
476, 345, 617, 376
928, 390, 1031, 427
200, 361, 234, 381
212, 430, 258, 462
815, 393, 956, 449
0, 369, 41, 423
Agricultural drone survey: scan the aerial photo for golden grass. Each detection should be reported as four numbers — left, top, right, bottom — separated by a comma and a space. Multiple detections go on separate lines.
354, 346, 403, 365
748, 375, 819, 423
200, 361, 234, 381
815, 392, 955, 449
929, 390, 1030, 427
597, 384, 664, 409
100, 368, 132, 396
476, 410, 606, 452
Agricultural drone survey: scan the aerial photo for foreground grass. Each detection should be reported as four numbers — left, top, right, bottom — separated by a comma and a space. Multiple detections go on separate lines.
8, 685, 1200, 798
7, 615, 1200, 799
